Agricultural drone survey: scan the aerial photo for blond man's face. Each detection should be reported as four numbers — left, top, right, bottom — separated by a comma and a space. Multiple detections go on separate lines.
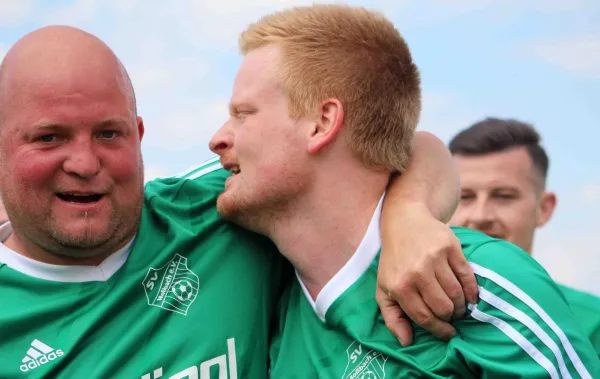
209, 44, 314, 228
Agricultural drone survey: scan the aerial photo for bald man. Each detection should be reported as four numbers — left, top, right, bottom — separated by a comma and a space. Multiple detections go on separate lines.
0, 26, 467, 378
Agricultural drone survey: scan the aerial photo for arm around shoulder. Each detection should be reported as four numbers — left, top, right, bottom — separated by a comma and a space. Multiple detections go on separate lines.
376, 131, 478, 345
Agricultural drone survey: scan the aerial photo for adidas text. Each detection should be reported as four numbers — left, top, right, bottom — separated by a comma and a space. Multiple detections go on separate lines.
20, 339, 64, 372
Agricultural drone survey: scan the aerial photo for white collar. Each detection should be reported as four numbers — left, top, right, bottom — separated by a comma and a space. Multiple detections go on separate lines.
297, 193, 384, 322
0, 222, 133, 282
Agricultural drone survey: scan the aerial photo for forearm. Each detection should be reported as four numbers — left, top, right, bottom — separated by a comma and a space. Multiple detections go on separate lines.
376, 131, 473, 344
383, 131, 460, 223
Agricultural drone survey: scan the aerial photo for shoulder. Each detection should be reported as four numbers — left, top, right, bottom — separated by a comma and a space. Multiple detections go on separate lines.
451, 226, 548, 275
559, 284, 600, 308
558, 284, 600, 314
144, 157, 229, 203
139, 157, 234, 236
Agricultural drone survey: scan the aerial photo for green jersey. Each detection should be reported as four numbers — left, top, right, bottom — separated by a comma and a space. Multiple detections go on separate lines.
558, 284, 600, 358
0, 158, 286, 379
270, 201, 600, 378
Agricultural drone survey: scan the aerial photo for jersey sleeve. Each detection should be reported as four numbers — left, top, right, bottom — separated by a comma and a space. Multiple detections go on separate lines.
558, 283, 600, 359
453, 239, 600, 379
144, 157, 228, 212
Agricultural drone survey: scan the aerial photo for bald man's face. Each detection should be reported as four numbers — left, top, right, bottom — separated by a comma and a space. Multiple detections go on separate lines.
0, 45, 145, 259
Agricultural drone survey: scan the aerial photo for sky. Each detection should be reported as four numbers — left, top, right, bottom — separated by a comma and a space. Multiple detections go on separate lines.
0, 0, 598, 295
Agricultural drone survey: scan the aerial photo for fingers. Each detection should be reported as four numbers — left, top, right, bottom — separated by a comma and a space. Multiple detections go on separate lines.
391, 284, 456, 341
414, 271, 456, 323
376, 287, 414, 346
435, 263, 466, 319
448, 244, 479, 304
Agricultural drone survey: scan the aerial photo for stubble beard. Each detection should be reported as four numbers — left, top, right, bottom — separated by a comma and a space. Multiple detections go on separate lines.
45, 203, 142, 258
216, 188, 293, 238
3, 176, 144, 262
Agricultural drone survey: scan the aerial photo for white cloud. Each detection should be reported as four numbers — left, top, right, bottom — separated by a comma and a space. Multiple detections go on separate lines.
536, 226, 600, 296
130, 66, 175, 93
528, 0, 596, 12
438, 0, 592, 11
582, 185, 600, 204
0, 0, 35, 25
42, 0, 140, 26
145, 99, 229, 150
184, 0, 296, 50
0, 43, 7, 62
105, 0, 138, 16
417, 92, 479, 143
43, 0, 100, 26
144, 165, 168, 182
528, 35, 600, 78
388, 0, 598, 29
183, 0, 410, 51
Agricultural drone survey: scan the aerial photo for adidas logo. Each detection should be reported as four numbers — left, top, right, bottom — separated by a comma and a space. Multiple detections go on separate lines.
19, 339, 64, 372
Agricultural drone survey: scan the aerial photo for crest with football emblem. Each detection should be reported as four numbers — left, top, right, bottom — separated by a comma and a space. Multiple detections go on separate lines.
142, 254, 199, 316
342, 341, 388, 379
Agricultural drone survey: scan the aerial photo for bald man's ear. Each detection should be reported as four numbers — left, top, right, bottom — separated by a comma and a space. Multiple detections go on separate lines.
536, 191, 556, 228
137, 116, 145, 141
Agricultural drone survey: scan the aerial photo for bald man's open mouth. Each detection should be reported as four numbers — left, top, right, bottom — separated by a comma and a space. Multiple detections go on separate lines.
56, 192, 104, 204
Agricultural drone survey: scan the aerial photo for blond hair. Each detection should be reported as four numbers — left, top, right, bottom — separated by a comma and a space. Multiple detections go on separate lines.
239, 4, 421, 172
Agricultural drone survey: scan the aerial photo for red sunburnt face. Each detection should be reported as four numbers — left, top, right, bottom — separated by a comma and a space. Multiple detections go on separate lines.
0, 57, 145, 256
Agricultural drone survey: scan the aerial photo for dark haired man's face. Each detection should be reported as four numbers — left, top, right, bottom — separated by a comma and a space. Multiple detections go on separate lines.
449, 146, 556, 254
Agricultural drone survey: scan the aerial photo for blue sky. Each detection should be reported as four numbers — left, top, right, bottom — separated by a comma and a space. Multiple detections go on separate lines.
0, 0, 598, 295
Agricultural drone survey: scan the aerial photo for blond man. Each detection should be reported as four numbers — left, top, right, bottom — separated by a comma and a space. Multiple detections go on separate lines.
210, 4, 599, 377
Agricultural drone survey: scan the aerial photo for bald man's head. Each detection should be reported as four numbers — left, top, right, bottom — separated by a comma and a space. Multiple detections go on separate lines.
0, 25, 137, 130
0, 25, 146, 262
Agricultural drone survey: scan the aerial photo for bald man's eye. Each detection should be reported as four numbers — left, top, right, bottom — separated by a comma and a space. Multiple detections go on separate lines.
494, 193, 516, 200
98, 130, 117, 139
36, 134, 58, 143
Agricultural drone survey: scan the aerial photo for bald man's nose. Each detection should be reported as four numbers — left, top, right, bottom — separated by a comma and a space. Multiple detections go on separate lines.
62, 142, 101, 178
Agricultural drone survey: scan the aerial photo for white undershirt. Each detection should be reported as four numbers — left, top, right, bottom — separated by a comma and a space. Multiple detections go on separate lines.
0, 222, 133, 282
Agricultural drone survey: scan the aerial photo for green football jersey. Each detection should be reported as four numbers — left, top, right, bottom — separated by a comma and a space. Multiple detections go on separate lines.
558, 283, 600, 358
269, 201, 600, 378
0, 158, 287, 379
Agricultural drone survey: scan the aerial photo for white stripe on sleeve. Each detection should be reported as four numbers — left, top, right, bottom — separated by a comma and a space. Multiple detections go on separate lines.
471, 263, 592, 379
469, 304, 559, 379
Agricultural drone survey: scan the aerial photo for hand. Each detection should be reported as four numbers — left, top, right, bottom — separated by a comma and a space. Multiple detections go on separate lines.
377, 202, 478, 346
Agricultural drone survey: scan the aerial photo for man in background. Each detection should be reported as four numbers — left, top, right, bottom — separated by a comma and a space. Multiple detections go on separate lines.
449, 117, 600, 356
